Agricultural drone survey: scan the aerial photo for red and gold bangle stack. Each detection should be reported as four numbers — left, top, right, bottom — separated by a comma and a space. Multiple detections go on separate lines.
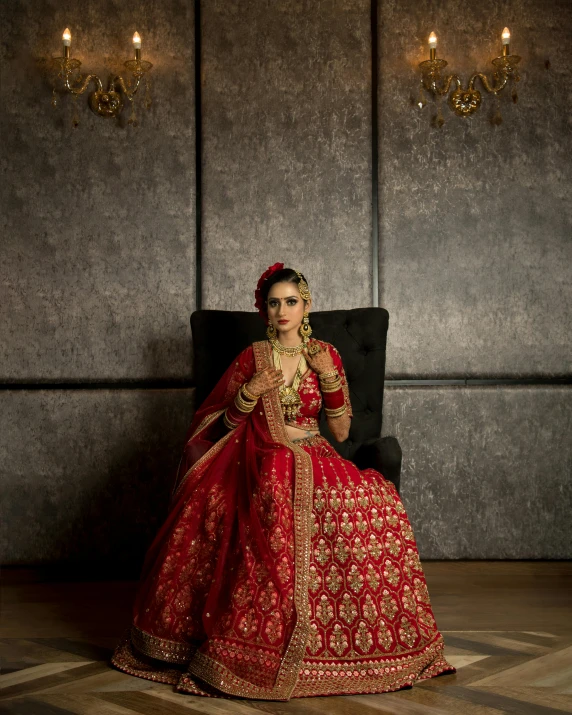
319, 370, 347, 418
223, 383, 259, 430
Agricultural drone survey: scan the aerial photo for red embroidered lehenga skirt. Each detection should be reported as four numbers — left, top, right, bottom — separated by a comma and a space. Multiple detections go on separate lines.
111, 340, 455, 699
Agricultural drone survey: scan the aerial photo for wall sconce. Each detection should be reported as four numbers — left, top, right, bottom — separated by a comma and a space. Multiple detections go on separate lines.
418, 28, 521, 126
50, 29, 153, 127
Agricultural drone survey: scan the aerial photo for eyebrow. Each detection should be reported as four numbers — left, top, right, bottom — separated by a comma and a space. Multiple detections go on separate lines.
268, 296, 298, 300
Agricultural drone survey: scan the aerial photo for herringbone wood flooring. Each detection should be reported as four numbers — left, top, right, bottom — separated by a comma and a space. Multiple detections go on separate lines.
1, 562, 571, 714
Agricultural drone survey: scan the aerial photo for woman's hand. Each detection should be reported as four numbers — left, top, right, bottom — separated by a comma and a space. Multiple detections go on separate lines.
245, 367, 284, 397
302, 340, 336, 376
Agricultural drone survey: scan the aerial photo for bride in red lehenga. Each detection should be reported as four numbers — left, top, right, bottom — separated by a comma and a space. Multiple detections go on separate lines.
111, 264, 455, 699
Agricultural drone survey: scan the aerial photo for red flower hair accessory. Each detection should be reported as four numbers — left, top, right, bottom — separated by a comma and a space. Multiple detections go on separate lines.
254, 262, 284, 319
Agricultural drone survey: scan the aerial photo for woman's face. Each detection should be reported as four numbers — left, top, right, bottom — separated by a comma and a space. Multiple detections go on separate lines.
266, 281, 311, 339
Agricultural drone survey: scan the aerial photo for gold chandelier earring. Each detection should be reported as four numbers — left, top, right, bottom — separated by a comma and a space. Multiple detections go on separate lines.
266, 322, 277, 339
299, 311, 312, 343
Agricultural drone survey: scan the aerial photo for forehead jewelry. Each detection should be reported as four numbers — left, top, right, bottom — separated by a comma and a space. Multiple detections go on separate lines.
294, 270, 312, 301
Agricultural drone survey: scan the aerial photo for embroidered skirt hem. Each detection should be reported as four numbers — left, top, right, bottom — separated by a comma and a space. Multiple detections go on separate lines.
110, 630, 455, 700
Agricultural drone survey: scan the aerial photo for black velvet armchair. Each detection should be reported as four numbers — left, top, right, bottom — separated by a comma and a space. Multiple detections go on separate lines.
190, 307, 402, 492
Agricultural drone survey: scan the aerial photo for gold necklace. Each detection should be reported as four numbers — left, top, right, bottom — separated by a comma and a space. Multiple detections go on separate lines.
272, 348, 307, 420
269, 337, 304, 356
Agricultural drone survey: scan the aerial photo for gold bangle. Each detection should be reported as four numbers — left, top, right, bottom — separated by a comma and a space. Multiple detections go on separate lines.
321, 380, 341, 389
241, 384, 259, 402
223, 410, 239, 430
239, 387, 257, 403
235, 397, 256, 413
320, 380, 342, 392
234, 391, 256, 413
319, 370, 339, 381
235, 399, 254, 412
324, 405, 347, 418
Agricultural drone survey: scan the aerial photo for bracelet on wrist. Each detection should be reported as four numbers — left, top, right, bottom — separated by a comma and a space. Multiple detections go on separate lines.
234, 390, 257, 413
235, 401, 256, 414
320, 379, 342, 393
324, 405, 347, 418
319, 370, 339, 381
223, 409, 240, 430
241, 383, 259, 402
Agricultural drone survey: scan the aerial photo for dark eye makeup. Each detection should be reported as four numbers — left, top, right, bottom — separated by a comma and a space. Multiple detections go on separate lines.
268, 298, 298, 307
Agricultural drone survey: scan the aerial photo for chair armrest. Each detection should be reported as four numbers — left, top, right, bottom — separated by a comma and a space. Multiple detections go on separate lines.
353, 436, 402, 494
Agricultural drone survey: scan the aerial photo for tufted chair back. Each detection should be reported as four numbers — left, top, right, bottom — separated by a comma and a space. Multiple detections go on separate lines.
191, 308, 401, 490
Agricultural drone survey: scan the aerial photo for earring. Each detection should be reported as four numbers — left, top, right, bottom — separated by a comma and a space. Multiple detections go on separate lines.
299, 311, 312, 343
266, 322, 277, 340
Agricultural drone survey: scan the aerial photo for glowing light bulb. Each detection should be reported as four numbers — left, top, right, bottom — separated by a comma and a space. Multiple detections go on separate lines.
502, 27, 511, 45
428, 32, 437, 49
62, 28, 72, 47
133, 32, 142, 49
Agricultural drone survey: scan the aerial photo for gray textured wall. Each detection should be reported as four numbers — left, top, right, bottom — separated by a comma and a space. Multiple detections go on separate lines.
202, 0, 372, 311
383, 386, 572, 559
378, 0, 572, 378
0, 389, 195, 567
1, 0, 196, 568
375, 0, 572, 558
1, 0, 570, 566
1, 0, 196, 381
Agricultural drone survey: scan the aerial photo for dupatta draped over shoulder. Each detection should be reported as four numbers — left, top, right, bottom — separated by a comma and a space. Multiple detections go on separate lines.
112, 339, 455, 699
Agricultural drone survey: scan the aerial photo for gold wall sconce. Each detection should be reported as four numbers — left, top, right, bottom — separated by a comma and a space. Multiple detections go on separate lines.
50, 29, 153, 127
418, 28, 521, 125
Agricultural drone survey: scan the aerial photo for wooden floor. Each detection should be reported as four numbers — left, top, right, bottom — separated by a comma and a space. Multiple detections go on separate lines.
1, 562, 571, 714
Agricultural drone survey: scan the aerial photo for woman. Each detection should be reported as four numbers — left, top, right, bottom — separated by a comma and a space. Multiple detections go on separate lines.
111, 264, 455, 699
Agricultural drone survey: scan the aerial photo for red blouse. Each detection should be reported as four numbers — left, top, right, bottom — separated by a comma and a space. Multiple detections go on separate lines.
221, 339, 352, 434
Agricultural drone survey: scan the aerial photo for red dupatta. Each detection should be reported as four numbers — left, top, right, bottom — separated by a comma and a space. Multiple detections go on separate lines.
131, 340, 314, 700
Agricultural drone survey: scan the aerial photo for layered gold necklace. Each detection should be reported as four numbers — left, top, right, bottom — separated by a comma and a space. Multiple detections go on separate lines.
269, 337, 304, 356
272, 345, 307, 420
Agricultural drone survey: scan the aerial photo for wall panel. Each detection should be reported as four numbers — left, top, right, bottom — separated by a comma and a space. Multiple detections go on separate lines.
382, 385, 572, 558
202, 0, 372, 312
378, 0, 572, 377
0, 389, 195, 567
0, 0, 196, 381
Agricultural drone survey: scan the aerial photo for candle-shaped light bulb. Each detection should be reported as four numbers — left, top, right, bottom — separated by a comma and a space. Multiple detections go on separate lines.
133, 31, 142, 61
501, 26, 510, 55
62, 27, 71, 58
428, 32, 437, 60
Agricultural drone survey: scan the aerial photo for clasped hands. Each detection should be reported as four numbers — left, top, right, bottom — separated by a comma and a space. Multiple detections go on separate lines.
245, 340, 336, 397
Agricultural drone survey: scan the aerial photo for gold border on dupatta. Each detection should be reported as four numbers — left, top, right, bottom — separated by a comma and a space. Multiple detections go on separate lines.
187, 340, 314, 701
172, 415, 235, 499
171, 409, 226, 497
259, 340, 314, 699
188, 409, 225, 442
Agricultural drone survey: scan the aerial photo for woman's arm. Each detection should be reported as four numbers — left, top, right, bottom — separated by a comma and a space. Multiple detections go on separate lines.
222, 365, 284, 431
302, 341, 352, 443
